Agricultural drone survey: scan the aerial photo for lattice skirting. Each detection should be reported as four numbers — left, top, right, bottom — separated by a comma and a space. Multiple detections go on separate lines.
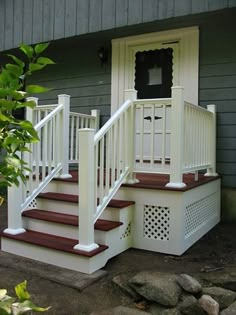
128, 178, 221, 255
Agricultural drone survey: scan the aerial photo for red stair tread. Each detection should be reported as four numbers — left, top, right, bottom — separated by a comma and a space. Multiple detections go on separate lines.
1, 230, 108, 257
23, 209, 123, 231
38, 192, 135, 208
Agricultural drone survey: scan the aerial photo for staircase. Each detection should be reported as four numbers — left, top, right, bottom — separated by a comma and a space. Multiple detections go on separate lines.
1, 173, 135, 274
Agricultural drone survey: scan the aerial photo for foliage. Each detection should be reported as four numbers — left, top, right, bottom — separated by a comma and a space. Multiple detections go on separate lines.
0, 280, 50, 314
0, 43, 54, 188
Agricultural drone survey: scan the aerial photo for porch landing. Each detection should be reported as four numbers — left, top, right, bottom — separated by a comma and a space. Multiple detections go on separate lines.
60, 170, 219, 191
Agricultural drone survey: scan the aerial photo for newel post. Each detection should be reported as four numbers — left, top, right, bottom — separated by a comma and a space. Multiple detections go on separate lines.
205, 104, 218, 177
4, 182, 26, 235
166, 86, 186, 188
74, 128, 99, 252
58, 94, 72, 179
91, 109, 100, 131
123, 89, 139, 184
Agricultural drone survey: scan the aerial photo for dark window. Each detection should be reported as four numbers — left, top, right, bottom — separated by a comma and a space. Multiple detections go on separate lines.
135, 48, 173, 99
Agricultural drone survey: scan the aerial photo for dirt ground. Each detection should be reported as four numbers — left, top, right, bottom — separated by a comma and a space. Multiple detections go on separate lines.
0, 200, 235, 315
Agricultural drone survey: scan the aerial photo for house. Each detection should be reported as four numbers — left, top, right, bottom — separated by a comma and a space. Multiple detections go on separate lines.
0, 0, 235, 274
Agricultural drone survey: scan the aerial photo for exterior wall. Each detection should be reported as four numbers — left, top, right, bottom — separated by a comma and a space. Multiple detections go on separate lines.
0, 0, 236, 52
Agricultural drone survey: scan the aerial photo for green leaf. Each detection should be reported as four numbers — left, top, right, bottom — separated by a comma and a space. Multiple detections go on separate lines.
11, 90, 27, 101
29, 63, 47, 72
5, 64, 23, 78
5, 156, 21, 170
0, 290, 7, 301
37, 57, 55, 65
35, 42, 50, 55
0, 99, 17, 110
7, 54, 25, 68
15, 281, 30, 302
0, 113, 11, 122
0, 297, 16, 314
20, 44, 34, 59
17, 100, 36, 109
26, 85, 50, 94
13, 300, 51, 313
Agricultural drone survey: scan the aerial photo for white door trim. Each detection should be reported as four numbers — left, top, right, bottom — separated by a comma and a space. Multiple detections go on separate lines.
111, 26, 199, 114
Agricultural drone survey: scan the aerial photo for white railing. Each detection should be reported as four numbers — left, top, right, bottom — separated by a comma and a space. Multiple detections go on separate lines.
166, 86, 217, 188
183, 102, 214, 173
5, 96, 70, 235
134, 98, 171, 173
74, 90, 137, 252
26, 98, 100, 165
69, 110, 99, 163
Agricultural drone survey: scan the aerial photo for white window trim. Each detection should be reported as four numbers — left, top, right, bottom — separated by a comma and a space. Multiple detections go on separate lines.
111, 26, 199, 114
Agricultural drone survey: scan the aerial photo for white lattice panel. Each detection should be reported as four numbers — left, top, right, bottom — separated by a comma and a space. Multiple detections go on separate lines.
143, 205, 170, 241
185, 193, 217, 238
120, 222, 131, 240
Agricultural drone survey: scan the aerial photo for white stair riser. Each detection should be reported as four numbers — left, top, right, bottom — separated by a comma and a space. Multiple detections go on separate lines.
45, 181, 78, 195
1, 237, 107, 274
36, 199, 78, 215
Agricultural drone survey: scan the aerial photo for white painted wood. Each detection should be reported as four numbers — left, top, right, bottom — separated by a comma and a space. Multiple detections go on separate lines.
134, 98, 172, 173
166, 87, 186, 188
75, 128, 99, 252
123, 89, 139, 184
57, 94, 72, 179
5, 183, 26, 235
1, 238, 107, 274
205, 105, 218, 176
111, 26, 199, 114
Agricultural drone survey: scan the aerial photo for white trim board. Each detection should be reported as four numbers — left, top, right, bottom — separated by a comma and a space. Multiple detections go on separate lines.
111, 27, 199, 113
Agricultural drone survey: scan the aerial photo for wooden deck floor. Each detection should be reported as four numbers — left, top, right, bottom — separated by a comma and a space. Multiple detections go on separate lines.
60, 170, 220, 192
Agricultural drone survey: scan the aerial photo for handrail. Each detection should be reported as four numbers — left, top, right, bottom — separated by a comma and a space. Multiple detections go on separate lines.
94, 100, 131, 144
76, 93, 136, 251
35, 104, 63, 131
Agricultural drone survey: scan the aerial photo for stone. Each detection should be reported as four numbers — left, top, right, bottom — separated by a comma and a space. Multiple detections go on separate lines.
179, 294, 205, 315
149, 303, 181, 315
177, 274, 202, 294
198, 294, 219, 315
90, 305, 151, 315
203, 286, 236, 310
129, 272, 182, 307
220, 300, 236, 315
195, 268, 236, 291
112, 275, 141, 300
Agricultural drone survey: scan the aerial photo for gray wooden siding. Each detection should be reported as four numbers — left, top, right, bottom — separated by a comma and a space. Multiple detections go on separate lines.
199, 12, 236, 187
1, 0, 236, 52
28, 40, 112, 126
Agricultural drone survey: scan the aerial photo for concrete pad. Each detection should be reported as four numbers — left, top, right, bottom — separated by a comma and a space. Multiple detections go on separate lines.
0, 251, 106, 291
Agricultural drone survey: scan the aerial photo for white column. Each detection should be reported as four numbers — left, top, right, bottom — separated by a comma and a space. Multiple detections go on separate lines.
205, 104, 218, 177
74, 128, 99, 252
57, 94, 72, 178
166, 86, 186, 188
123, 89, 139, 184
4, 184, 26, 235
91, 109, 100, 131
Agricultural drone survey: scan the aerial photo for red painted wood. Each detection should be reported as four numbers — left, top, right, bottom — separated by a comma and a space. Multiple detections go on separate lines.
1, 230, 108, 257
53, 170, 220, 192
38, 192, 135, 208
22, 209, 123, 231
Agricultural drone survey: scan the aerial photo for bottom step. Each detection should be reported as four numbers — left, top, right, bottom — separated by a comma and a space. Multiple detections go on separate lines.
1, 230, 108, 274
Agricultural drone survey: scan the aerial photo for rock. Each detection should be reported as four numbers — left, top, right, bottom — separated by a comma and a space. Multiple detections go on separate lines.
177, 274, 202, 294
179, 294, 205, 315
112, 275, 141, 300
149, 303, 181, 315
198, 294, 219, 315
195, 268, 236, 291
220, 300, 236, 315
203, 286, 236, 310
90, 305, 151, 315
129, 272, 182, 307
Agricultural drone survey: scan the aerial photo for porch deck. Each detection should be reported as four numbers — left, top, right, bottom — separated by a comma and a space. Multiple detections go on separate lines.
60, 170, 220, 192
